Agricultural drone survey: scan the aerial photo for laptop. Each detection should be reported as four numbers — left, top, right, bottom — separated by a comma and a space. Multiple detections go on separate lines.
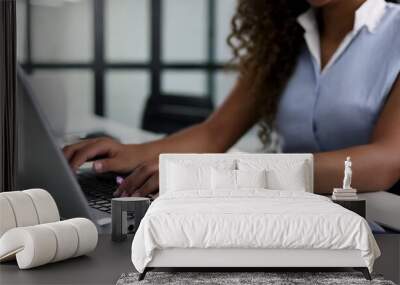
16, 67, 118, 231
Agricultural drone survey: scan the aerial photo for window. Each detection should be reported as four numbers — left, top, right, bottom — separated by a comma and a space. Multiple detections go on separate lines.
18, 0, 238, 131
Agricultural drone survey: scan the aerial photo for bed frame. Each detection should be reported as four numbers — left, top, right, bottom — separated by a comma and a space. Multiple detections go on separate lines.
139, 248, 371, 280
138, 154, 372, 281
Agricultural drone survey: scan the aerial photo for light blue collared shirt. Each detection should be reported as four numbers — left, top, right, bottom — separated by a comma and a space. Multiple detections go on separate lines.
276, 0, 400, 153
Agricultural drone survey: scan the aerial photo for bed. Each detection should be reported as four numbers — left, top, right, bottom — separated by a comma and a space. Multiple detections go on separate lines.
131, 154, 380, 280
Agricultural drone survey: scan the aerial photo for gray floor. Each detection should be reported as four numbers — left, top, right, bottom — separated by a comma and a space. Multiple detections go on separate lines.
1, 233, 398, 285
373, 234, 400, 284
0, 235, 134, 285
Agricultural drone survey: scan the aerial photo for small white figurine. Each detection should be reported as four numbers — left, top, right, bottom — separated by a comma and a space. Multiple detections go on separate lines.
342, 156, 352, 189
332, 157, 357, 200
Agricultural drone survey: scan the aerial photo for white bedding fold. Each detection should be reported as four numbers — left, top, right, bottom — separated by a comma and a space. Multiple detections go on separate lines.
131, 190, 380, 273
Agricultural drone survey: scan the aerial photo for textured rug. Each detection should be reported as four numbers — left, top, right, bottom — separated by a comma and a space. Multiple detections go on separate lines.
116, 272, 395, 285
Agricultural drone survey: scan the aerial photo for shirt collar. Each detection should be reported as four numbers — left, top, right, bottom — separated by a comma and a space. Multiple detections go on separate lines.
354, 0, 386, 32
297, 0, 387, 34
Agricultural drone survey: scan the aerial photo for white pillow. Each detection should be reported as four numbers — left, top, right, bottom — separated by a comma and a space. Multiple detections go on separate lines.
211, 169, 236, 190
211, 169, 268, 190
267, 167, 307, 191
238, 159, 309, 192
237, 169, 268, 189
167, 162, 211, 191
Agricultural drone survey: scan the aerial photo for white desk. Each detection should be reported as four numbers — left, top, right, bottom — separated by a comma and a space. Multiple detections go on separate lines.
62, 114, 164, 146
61, 114, 263, 153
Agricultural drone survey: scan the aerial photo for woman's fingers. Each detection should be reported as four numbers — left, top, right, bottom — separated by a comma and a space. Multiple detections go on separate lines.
115, 164, 156, 195
67, 138, 118, 171
131, 172, 159, 197
69, 144, 107, 171
62, 139, 97, 162
115, 159, 159, 197
92, 158, 121, 174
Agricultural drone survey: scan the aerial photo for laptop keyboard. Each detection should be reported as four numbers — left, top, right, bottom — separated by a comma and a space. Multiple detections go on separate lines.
77, 172, 118, 214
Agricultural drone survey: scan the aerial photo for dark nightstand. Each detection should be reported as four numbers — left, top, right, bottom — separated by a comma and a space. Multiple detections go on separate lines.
331, 198, 366, 218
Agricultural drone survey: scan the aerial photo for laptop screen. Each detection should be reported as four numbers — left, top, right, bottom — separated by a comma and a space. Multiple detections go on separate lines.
16, 67, 92, 220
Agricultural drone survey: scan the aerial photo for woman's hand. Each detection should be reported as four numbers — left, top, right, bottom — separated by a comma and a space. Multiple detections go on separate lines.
114, 158, 159, 197
63, 137, 161, 197
63, 137, 152, 174
62, 78, 259, 197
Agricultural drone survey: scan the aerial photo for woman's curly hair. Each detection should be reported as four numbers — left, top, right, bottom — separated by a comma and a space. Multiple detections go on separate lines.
228, 0, 309, 148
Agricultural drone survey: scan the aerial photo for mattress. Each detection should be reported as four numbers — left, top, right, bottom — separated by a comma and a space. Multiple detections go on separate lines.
131, 190, 380, 273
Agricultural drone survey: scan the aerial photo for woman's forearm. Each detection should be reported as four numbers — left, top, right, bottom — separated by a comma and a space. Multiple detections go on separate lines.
131, 77, 259, 160
140, 121, 229, 157
315, 76, 400, 194
314, 142, 400, 194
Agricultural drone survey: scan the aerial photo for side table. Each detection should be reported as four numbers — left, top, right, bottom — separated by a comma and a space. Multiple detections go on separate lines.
332, 198, 366, 218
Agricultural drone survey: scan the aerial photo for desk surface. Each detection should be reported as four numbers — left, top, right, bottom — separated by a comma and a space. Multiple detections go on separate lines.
0, 235, 134, 285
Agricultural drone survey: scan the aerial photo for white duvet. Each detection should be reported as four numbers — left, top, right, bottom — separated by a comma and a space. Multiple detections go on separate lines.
131, 190, 380, 273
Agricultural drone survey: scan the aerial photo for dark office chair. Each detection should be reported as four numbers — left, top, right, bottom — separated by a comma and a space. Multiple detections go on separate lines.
141, 94, 214, 134
388, 180, 400, 195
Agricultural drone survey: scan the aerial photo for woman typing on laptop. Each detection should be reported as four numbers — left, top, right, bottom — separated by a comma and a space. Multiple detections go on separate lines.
63, 0, 400, 197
